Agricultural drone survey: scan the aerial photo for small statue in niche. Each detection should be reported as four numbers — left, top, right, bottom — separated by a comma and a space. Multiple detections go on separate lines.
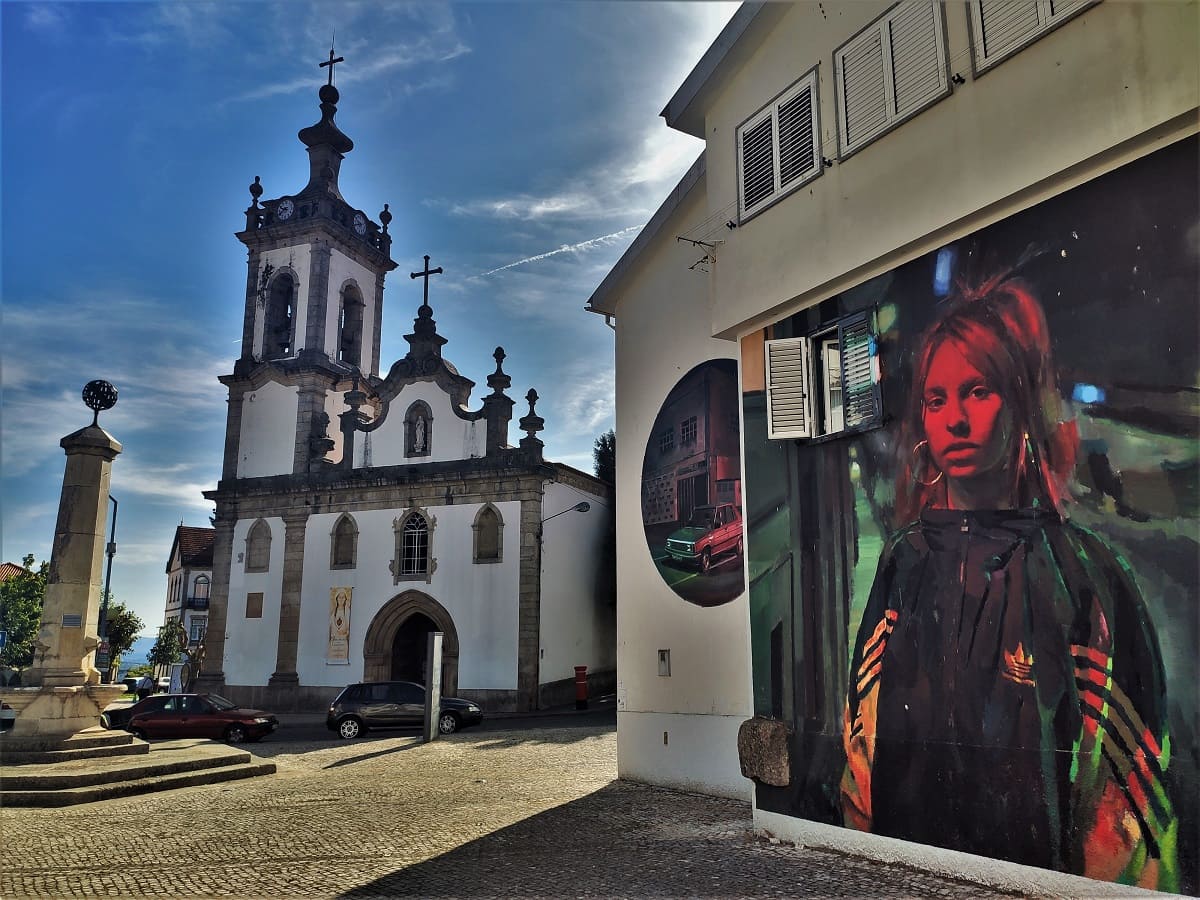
413, 414, 426, 453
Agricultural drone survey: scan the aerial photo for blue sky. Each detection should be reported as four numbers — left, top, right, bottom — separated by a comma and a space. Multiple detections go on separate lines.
1, 1, 736, 634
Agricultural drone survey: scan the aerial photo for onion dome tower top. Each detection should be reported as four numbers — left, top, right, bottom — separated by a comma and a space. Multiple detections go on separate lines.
297, 48, 354, 200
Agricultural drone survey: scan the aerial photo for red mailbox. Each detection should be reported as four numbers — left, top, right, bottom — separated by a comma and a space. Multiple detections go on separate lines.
574, 665, 588, 710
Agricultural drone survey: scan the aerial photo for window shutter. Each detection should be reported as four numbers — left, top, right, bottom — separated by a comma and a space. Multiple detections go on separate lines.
766, 337, 814, 440
840, 30, 888, 149
778, 81, 817, 188
975, 0, 1041, 63
737, 69, 821, 221
739, 113, 775, 216
888, 1, 944, 117
970, 0, 1097, 73
835, 1, 948, 158
838, 313, 882, 431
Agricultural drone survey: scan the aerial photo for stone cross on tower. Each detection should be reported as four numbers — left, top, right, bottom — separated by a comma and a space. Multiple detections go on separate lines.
410, 254, 443, 312
319, 46, 344, 86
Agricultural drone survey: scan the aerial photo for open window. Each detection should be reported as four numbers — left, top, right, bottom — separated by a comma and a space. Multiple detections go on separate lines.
765, 310, 883, 441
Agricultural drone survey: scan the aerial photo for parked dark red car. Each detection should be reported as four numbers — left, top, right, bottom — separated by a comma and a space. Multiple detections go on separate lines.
102, 693, 277, 743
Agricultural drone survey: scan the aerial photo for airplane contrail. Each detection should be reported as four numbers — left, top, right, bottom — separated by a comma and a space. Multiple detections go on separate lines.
477, 225, 642, 277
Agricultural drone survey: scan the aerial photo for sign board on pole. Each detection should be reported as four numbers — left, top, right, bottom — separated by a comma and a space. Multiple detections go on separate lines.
423, 631, 444, 743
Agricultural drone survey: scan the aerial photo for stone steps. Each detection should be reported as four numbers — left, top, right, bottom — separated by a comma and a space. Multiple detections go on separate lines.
0, 735, 276, 807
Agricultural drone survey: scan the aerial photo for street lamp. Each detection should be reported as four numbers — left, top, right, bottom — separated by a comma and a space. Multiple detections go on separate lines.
97, 494, 117, 681
540, 501, 590, 526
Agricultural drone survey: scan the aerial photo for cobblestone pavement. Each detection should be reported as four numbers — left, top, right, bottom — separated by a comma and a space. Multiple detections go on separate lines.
1, 724, 1022, 899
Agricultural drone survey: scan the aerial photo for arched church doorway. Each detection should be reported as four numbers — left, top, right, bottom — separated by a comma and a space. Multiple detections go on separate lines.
362, 591, 459, 695
391, 613, 436, 683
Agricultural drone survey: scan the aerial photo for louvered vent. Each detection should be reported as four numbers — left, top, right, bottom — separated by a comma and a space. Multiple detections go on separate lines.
889, 1, 942, 117
841, 31, 887, 147
778, 85, 815, 187
840, 317, 880, 429
766, 338, 813, 440
740, 117, 775, 213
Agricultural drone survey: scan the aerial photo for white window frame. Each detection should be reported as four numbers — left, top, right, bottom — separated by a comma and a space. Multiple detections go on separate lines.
765, 310, 883, 442
968, 0, 1098, 76
736, 66, 822, 223
834, 0, 950, 160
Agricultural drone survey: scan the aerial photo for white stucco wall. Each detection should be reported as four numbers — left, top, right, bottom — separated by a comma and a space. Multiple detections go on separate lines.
294, 503, 522, 690
222, 517, 286, 685
322, 387, 347, 464
359, 382, 484, 467
323, 249, 378, 367
237, 381, 298, 478
538, 480, 616, 685
703, 1, 1199, 338
608, 163, 754, 801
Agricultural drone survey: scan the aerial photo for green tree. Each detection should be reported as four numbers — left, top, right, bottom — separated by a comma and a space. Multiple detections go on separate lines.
0, 554, 48, 669
101, 598, 144, 680
147, 621, 186, 670
593, 429, 615, 485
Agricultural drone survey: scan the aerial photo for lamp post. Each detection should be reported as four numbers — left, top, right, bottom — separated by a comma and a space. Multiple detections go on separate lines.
96, 495, 117, 682
533, 500, 591, 711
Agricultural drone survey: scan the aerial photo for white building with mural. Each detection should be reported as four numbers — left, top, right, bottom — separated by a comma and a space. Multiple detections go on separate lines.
197, 69, 614, 714
590, 1, 1198, 894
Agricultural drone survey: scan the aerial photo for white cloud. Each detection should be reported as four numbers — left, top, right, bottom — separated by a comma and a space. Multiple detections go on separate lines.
474, 226, 642, 277
553, 362, 616, 438
111, 462, 216, 512
24, 4, 68, 34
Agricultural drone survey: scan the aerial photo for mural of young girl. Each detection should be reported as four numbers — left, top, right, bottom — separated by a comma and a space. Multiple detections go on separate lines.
840, 274, 1178, 890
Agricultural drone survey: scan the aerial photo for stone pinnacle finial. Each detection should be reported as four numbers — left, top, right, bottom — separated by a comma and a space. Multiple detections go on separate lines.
249, 176, 263, 208
519, 388, 544, 439
487, 347, 512, 397
380, 203, 392, 235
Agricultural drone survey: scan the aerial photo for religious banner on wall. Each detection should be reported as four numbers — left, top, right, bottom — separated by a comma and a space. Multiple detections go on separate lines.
327, 587, 352, 664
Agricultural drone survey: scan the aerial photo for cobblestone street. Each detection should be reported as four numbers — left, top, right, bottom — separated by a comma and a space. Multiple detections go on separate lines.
1, 723, 1021, 899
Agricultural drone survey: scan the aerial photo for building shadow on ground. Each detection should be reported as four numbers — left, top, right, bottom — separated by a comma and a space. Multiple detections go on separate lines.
340, 780, 754, 898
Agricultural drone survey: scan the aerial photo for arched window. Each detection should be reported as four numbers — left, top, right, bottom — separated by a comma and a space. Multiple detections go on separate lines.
472, 504, 503, 564
338, 283, 365, 367
264, 272, 295, 359
245, 519, 272, 572
405, 401, 432, 458
391, 509, 436, 583
330, 514, 358, 569
192, 575, 210, 600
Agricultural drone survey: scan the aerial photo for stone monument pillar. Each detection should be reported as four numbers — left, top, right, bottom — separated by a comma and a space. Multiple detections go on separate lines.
3, 381, 126, 735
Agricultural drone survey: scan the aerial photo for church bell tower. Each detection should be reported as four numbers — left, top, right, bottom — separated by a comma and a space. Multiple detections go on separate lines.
221, 50, 397, 479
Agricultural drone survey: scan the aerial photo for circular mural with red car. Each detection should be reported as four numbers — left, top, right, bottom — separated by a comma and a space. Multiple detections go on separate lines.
641, 359, 745, 607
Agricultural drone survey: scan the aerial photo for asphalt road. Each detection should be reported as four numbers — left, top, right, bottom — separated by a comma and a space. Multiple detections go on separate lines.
275, 705, 617, 743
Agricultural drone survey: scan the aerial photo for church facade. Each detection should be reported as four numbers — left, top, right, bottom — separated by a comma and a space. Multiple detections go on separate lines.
196, 66, 614, 713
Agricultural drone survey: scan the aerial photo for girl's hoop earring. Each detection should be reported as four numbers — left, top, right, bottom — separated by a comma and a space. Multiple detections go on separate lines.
913, 439, 944, 486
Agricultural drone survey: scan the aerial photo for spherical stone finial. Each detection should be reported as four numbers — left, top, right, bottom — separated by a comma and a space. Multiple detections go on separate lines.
249, 175, 263, 204
319, 83, 340, 105
82, 379, 118, 426
379, 203, 392, 233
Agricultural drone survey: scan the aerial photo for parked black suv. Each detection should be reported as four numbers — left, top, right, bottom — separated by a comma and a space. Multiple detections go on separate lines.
326, 681, 483, 738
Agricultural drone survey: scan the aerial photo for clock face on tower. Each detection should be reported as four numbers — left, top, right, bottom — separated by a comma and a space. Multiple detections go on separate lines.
277, 198, 295, 221
353, 212, 367, 236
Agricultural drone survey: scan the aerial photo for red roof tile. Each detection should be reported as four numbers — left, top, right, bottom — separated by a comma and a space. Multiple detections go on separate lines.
0, 561, 29, 583
167, 526, 215, 571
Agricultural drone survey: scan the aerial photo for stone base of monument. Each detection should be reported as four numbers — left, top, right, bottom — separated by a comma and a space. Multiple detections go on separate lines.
0, 731, 277, 807
0, 685, 127, 737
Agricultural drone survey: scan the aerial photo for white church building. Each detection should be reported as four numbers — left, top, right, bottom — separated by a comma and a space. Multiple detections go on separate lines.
196, 66, 614, 713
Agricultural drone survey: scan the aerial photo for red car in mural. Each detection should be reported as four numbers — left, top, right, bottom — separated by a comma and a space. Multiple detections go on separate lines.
664, 503, 744, 574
